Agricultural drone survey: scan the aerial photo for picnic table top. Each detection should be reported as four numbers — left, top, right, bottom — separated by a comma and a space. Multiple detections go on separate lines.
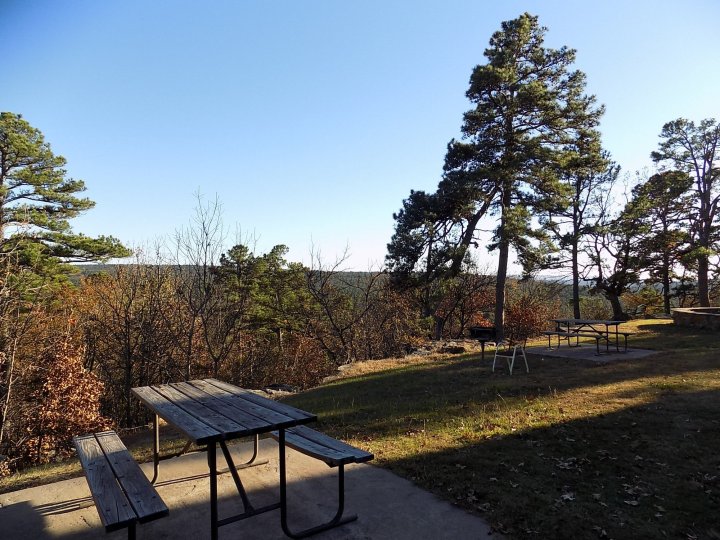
131, 378, 317, 445
552, 318, 627, 326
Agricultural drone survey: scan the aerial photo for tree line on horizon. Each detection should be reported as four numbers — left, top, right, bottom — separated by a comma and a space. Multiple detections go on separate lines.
0, 12, 718, 473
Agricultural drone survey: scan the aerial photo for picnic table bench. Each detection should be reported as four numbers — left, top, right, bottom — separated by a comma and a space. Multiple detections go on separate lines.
73, 431, 168, 539
542, 330, 605, 354
270, 425, 374, 538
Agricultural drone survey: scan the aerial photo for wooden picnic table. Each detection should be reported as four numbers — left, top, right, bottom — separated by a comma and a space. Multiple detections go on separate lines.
131, 378, 317, 540
550, 318, 629, 353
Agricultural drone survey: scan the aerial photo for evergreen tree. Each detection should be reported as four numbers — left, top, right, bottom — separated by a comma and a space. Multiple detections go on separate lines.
626, 171, 693, 314
386, 190, 466, 338
585, 201, 642, 320
651, 118, 719, 306
388, 14, 603, 339
0, 112, 129, 278
544, 134, 618, 319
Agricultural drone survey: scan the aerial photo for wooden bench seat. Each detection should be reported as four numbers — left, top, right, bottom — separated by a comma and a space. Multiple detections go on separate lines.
543, 330, 630, 353
543, 330, 604, 339
270, 425, 373, 538
74, 431, 168, 540
276, 425, 373, 466
543, 330, 602, 353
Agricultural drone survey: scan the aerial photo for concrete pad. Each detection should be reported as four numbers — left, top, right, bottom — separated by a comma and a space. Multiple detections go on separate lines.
525, 344, 657, 363
0, 438, 499, 539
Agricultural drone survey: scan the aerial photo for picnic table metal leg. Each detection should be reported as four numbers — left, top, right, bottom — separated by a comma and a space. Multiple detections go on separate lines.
208, 438, 282, 528
128, 521, 136, 540
209, 442, 218, 540
605, 326, 610, 353
280, 428, 288, 531
150, 414, 195, 484
245, 434, 260, 465
151, 414, 160, 484
219, 440, 254, 511
211, 438, 281, 530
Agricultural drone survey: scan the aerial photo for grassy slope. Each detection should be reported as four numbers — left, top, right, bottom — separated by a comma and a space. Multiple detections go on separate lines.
283, 320, 720, 539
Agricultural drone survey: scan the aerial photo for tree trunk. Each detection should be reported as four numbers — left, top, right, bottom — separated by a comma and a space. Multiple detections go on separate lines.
276, 327, 283, 353
662, 253, 671, 314
495, 240, 510, 342
571, 241, 581, 319
495, 187, 512, 342
0, 347, 15, 449
605, 292, 626, 321
124, 356, 132, 428
697, 255, 710, 307
433, 315, 445, 341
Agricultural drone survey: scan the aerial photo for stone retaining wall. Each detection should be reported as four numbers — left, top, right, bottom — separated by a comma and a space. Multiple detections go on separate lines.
672, 307, 720, 330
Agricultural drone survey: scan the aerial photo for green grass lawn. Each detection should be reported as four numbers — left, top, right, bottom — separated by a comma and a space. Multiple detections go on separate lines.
282, 319, 720, 539
2, 319, 718, 539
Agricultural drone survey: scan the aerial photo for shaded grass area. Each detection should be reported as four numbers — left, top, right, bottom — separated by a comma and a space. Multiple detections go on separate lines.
283, 320, 720, 539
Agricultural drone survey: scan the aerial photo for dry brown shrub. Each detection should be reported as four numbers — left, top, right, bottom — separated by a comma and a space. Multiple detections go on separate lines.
220, 333, 334, 390
505, 292, 560, 341
0, 457, 10, 477
19, 338, 111, 465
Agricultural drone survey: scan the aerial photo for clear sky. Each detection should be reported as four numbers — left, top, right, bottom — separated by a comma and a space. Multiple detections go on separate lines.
2, 1, 718, 270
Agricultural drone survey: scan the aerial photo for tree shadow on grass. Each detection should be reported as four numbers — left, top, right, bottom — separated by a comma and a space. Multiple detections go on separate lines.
382, 388, 720, 539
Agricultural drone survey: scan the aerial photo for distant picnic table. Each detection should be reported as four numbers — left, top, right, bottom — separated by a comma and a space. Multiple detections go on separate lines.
545, 318, 630, 354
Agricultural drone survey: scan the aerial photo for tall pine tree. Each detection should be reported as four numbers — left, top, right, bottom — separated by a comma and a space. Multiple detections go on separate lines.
388, 14, 604, 339
0, 112, 129, 279
651, 118, 719, 306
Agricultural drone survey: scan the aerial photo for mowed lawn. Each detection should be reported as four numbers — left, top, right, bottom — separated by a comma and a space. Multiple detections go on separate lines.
283, 320, 720, 539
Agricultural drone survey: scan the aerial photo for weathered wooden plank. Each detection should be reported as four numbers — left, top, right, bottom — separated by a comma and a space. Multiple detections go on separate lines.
288, 425, 373, 463
272, 429, 354, 467
189, 379, 303, 429
131, 386, 220, 444
152, 383, 249, 438
73, 433, 136, 531
204, 378, 316, 422
544, 331, 602, 339
170, 382, 269, 434
95, 432, 169, 523
553, 318, 625, 325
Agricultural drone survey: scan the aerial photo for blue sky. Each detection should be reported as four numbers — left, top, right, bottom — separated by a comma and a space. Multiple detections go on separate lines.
2, 1, 718, 270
